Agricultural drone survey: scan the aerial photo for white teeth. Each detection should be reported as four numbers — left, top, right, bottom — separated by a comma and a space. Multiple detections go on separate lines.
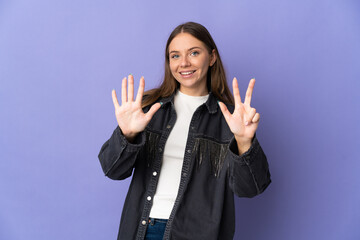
180, 71, 195, 75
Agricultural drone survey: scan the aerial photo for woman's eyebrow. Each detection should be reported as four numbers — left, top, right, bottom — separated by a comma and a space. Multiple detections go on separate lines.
169, 46, 202, 54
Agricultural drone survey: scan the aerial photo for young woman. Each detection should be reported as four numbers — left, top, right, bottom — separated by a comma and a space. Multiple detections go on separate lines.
98, 22, 271, 240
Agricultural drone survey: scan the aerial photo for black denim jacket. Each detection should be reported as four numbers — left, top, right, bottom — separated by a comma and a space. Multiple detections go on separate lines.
98, 92, 271, 240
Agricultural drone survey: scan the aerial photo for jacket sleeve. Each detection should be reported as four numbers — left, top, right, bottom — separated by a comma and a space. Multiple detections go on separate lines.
227, 135, 271, 198
98, 126, 145, 180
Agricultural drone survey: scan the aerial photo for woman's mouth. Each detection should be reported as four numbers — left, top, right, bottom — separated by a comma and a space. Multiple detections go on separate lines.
180, 70, 196, 78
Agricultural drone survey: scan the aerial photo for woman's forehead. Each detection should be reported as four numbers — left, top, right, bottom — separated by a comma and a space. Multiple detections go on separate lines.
168, 33, 206, 52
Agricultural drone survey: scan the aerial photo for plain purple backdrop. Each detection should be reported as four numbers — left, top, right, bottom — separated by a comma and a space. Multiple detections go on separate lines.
1, 0, 359, 239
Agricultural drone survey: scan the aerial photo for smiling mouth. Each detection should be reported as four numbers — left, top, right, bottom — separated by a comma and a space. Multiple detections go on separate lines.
180, 70, 196, 76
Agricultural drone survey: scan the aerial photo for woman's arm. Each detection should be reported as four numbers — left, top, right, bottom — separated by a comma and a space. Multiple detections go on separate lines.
218, 77, 271, 197
98, 126, 145, 180
99, 75, 160, 180
226, 136, 271, 198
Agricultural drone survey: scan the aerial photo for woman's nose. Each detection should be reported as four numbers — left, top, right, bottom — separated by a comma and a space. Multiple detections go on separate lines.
180, 56, 191, 67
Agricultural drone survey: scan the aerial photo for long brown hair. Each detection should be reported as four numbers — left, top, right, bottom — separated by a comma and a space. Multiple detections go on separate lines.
142, 22, 234, 107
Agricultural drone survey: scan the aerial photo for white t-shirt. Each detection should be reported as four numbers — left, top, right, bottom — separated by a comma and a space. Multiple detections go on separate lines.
149, 90, 209, 219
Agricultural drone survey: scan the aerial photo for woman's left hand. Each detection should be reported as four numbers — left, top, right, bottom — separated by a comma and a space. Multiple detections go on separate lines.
218, 78, 260, 154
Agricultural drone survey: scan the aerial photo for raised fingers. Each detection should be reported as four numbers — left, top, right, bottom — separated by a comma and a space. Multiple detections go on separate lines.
121, 77, 127, 104
128, 74, 134, 101
244, 78, 255, 106
135, 76, 145, 104
232, 78, 242, 108
112, 89, 120, 109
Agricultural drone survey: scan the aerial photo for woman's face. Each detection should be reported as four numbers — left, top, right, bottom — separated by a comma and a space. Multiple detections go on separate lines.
168, 33, 216, 96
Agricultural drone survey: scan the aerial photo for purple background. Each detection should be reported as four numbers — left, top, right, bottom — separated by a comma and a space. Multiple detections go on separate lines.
1, 0, 359, 239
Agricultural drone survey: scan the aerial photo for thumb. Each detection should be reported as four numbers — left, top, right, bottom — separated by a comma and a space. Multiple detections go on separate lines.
218, 101, 231, 123
145, 102, 161, 121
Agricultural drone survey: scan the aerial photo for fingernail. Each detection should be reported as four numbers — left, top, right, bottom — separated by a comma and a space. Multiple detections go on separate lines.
129, 73, 133, 76
160, 101, 163, 106
245, 121, 249, 126
217, 100, 219, 104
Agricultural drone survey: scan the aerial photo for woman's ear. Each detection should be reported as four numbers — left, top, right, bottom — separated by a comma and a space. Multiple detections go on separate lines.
210, 49, 217, 67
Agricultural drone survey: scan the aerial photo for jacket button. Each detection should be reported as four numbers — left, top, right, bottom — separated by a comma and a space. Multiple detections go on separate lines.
187, 149, 191, 154
153, 171, 157, 176
166, 125, 172, 129
142, 220, 146, 225
147, 196, 152, 201
159, 148, 162, 152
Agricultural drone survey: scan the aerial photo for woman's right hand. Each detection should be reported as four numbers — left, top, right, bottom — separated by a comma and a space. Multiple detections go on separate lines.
112, 74, 161, 142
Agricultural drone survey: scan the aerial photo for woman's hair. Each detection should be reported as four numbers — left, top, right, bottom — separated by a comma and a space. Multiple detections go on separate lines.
142, 22, 234, 107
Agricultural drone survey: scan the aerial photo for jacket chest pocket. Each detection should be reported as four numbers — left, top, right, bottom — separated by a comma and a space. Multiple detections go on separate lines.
192, 138, 229, 178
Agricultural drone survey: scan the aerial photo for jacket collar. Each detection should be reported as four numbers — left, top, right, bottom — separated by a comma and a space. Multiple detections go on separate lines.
159, 90, 219, 114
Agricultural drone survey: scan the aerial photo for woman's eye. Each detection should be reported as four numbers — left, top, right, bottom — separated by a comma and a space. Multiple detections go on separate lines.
191, 51, 199, 56
171, 54, 179, 59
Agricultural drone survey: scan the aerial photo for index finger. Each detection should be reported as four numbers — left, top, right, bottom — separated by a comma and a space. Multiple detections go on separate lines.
233, 77, 242, 107
244, 78, 255, 106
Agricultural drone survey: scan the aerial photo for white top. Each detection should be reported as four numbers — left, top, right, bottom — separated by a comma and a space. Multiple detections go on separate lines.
149, 90, 209, 219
